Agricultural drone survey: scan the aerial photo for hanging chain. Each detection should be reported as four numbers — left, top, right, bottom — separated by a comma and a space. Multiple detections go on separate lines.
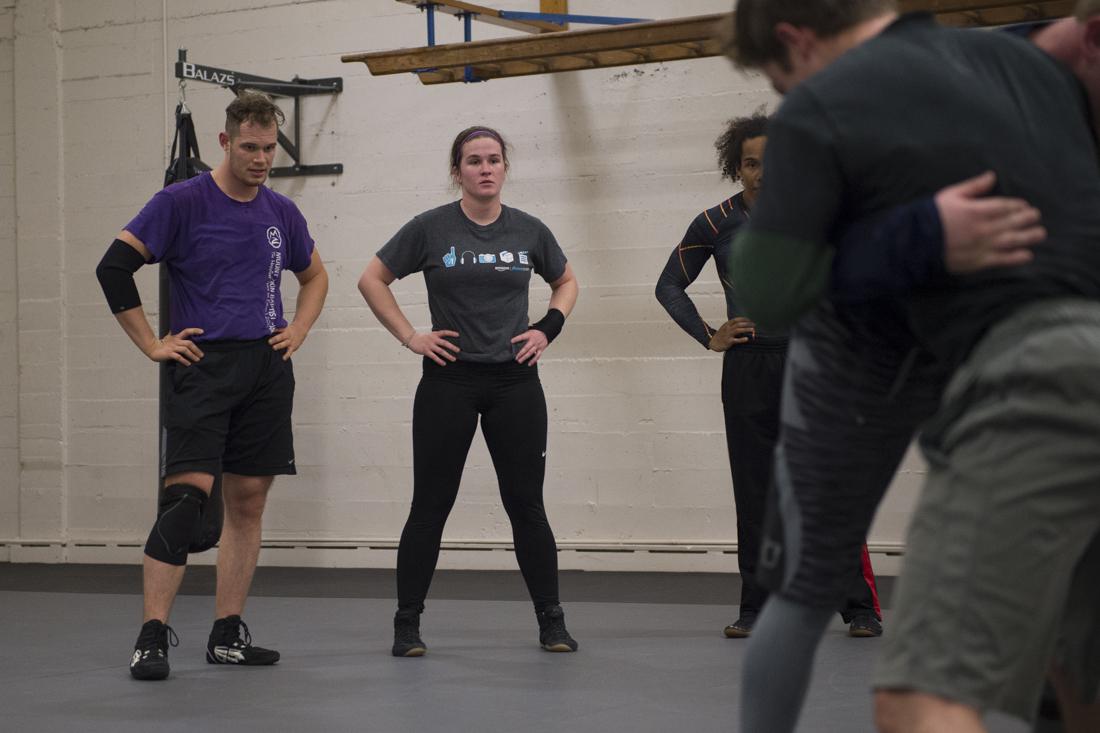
178, 76, 189, 113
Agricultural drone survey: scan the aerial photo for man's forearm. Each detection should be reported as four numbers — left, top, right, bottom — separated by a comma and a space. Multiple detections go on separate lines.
729, 229, 833, 330
290, 270, 328, 335
830, 198, 944, 303
114, 306, 158, 360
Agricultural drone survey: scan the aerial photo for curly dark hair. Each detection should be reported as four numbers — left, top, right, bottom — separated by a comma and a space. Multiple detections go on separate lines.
714, 113, 769, 182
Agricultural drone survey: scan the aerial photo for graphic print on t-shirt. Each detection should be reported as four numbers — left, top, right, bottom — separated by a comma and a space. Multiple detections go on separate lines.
441, 248, 533, 273
264, 232, 284, 333
440, 245, 533, 272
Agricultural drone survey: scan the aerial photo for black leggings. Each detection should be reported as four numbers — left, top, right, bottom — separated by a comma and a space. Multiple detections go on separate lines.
397, 359, 559, 613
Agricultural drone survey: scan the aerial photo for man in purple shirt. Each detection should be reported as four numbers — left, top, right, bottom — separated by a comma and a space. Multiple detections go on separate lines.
95, 90, 328, 681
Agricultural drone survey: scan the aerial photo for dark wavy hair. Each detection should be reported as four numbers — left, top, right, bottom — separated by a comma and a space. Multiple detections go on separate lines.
715, 113, 769, 182
225, 90, 285, 138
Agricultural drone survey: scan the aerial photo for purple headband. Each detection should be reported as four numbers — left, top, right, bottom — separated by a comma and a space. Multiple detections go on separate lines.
461, 128, 503, 148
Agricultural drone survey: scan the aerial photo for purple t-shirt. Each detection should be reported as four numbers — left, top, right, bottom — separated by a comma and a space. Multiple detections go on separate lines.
124, 173, 314, 341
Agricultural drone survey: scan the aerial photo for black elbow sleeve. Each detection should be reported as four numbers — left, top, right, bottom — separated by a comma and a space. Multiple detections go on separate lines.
96, 239, 146, 313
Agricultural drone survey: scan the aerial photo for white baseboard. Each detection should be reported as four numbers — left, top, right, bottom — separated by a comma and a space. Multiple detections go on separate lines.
0, 537, 906, 574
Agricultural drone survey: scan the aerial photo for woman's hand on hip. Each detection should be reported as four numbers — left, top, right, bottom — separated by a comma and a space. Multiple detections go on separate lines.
408, 330, 460, 366
512, 329, 549, 366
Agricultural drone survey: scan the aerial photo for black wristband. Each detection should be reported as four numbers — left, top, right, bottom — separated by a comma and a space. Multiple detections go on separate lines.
95, 238, 146, 313
530, 308, 565, 343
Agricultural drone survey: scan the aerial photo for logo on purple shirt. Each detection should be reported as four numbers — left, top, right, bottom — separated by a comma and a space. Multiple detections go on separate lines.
267, 226, 283, 249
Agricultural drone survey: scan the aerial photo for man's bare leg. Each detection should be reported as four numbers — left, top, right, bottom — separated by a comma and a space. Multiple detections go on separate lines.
875, 691, 986, 733
214, 473, 273, 619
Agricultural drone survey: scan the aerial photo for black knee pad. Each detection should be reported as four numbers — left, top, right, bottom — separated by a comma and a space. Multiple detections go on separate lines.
144, 483, 207, 566
189, 474, 223, 554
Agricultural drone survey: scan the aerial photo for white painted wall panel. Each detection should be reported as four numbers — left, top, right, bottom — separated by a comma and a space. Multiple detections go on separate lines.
0, 0, 16, 540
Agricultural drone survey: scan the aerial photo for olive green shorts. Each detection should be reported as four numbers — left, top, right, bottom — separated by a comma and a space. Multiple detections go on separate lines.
875, 299, 1100, 721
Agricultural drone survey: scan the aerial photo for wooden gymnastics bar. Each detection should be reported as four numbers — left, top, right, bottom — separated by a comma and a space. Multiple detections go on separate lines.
343, 13, 722, 84
393, 0, 566, 34
342, 1, 1076, 85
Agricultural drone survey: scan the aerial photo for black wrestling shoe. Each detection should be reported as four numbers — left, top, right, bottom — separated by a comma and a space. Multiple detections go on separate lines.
206, 615, 280, 665
723, 615, 756, 638
392, 610, 427, 657
130, 619, 178, 681
537, 605, 578, 652
848, 613, 883, 638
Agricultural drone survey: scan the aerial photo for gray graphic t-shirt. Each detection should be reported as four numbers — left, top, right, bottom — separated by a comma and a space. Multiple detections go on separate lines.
377, 201, 568, 363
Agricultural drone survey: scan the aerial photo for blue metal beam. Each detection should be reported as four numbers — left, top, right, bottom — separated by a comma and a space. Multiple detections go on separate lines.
460, 12, 482, 83
497, 11, 649, 27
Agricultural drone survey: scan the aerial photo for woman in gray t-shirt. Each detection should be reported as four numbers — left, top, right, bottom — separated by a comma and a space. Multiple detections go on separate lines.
359, 125, 579, 658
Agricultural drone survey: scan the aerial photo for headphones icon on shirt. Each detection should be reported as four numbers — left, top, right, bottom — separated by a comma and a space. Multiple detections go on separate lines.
460, 251, 476, 264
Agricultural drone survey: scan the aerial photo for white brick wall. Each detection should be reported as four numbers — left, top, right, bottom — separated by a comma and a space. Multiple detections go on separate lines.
12, 0, 65, 557
0, 0, 18, 542
2, 0, 925, 567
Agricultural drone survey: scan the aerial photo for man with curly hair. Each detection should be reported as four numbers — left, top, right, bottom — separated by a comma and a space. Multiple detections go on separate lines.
655, 113, 883, 639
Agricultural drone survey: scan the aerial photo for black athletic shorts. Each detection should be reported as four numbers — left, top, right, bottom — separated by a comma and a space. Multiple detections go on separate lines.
162, 338, 296, 478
